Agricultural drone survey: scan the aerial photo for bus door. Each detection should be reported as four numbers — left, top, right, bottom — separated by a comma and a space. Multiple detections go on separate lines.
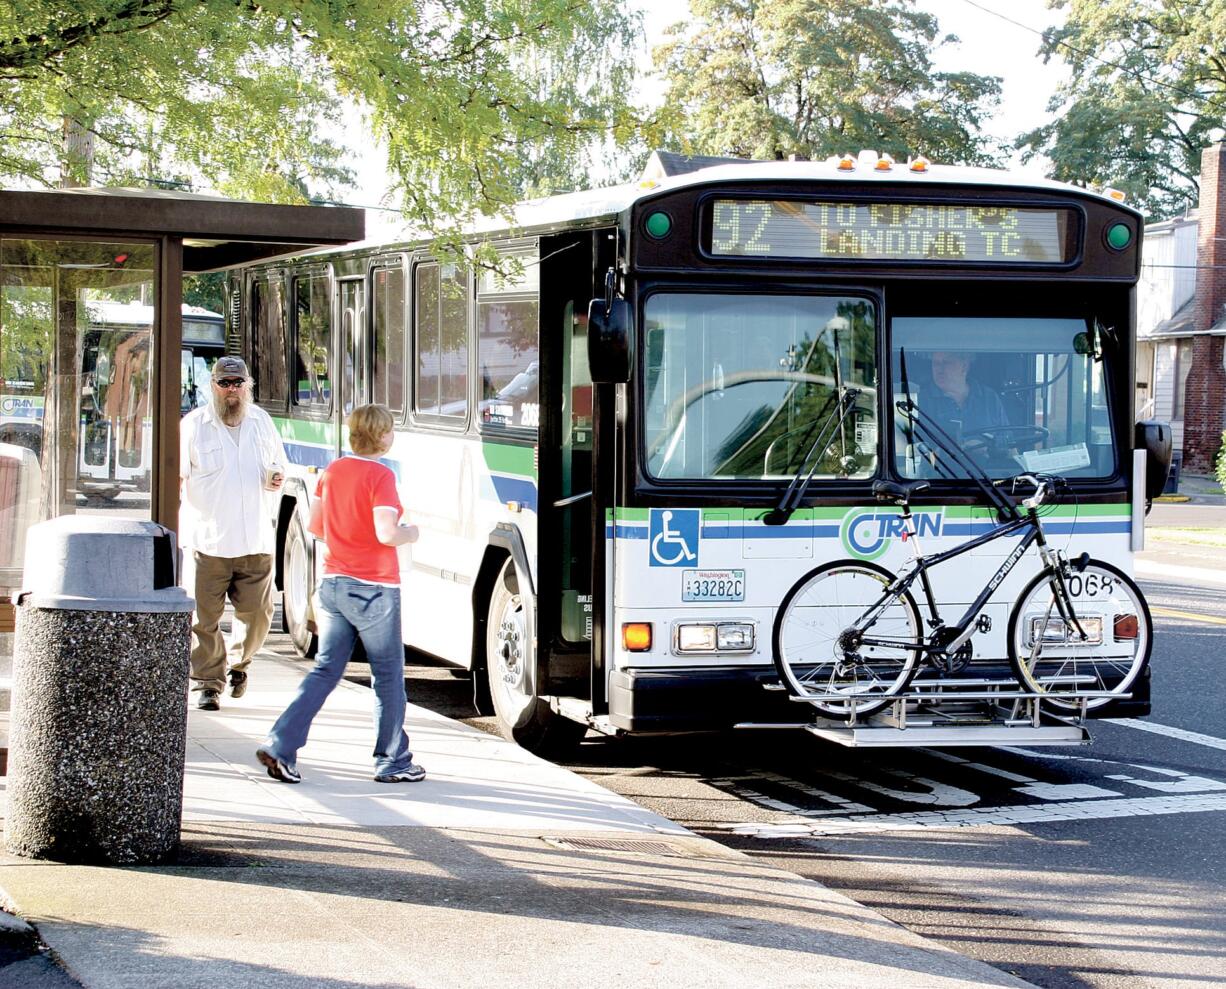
538, 231, 607, 703
338, 276, 366, 448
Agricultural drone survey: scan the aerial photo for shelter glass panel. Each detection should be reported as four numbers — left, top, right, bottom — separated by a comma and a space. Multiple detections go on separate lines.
0, 237, 157, 596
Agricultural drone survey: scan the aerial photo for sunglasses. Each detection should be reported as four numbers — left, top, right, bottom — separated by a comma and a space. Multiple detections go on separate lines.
214, 378, 247, 389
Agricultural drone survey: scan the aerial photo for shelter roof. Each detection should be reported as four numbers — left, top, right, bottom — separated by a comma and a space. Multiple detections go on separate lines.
0, 186, 364, 271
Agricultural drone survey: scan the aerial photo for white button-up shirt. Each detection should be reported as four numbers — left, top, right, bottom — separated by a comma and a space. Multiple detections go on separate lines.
180, 402, 287, 557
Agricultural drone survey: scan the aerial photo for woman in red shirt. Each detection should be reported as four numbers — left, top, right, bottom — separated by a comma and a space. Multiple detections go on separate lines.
256, 404, 421, 784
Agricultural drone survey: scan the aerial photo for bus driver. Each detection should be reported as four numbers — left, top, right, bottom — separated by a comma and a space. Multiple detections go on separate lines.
925, 350, 1008, 443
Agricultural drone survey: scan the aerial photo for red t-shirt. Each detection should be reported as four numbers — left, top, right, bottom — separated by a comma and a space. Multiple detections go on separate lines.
311, 456, 403, 585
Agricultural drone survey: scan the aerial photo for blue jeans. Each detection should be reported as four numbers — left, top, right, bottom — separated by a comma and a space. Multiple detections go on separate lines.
264, 576, 413, 777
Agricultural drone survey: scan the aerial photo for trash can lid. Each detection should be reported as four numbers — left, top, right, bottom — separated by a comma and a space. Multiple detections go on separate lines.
16, 515, 194, 613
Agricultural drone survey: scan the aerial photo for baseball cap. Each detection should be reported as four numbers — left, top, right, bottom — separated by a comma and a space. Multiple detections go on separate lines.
212, 356, 250, 380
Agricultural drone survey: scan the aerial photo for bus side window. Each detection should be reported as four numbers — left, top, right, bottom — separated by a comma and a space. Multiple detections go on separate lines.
252, 276, 288, 406
293, 273, 331, 409
372, 265, 405, 415
414, 262, 468, 420
476, 253, 539, 432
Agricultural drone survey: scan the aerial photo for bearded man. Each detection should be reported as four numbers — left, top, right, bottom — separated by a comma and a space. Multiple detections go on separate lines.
180, 356, 288, 710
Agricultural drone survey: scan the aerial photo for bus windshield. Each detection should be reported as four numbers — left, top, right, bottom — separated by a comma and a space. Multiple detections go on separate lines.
643, 292, 878, 481
891, 316, 1117, 480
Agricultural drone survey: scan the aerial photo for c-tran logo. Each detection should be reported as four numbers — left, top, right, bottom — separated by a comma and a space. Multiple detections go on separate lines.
840, 510, 943, 560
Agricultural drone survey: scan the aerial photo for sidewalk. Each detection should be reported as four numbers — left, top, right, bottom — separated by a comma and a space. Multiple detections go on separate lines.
0, 645, 1029, 989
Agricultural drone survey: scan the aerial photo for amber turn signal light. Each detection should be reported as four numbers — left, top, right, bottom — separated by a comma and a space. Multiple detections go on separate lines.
622, 622, 653, 652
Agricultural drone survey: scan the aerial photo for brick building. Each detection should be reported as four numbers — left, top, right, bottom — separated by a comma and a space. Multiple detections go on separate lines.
1137, 143, 1226, 475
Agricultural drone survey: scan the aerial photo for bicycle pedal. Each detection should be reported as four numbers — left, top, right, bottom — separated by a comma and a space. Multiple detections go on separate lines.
976, 614, 992, 634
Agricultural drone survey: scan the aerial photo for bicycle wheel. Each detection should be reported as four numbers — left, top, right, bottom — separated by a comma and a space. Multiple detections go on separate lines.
1008, 558, 1152, 711
773, 560, 922, 718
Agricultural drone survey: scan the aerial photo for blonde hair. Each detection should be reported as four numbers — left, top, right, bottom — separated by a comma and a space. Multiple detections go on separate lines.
348, 404, 395, 456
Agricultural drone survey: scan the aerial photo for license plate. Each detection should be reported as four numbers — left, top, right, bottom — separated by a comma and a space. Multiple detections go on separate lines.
682, 569, 745, 602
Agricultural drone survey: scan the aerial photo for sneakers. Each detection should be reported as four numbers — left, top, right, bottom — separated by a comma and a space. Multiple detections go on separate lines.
256, 747, 301, 784
228, 669, 248, 698
196, 688, 220, 711
374, 763, 426, 783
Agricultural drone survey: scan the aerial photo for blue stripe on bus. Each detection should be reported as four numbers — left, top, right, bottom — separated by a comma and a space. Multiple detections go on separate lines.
284, 443, 401, 481
610, 519, 1130, 539
490, 474, 538, 513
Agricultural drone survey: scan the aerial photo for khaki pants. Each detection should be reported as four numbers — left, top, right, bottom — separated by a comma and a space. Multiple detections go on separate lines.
190, 551, 274, 693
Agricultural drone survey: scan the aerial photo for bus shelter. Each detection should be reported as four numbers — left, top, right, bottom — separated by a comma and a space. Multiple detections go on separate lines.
0, 188, 364, 638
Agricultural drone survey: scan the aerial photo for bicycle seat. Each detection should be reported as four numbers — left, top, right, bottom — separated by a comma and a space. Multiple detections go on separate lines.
872, 479, 931, 505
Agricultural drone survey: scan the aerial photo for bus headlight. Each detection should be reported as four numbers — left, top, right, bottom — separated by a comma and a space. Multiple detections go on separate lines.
717, 623, 755, 650
673, 621, 755, 654
676, 623, 717, 652
1026, 615, 1103, 647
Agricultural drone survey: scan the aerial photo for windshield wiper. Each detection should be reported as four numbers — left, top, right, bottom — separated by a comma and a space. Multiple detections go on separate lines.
763, 387, 860, 525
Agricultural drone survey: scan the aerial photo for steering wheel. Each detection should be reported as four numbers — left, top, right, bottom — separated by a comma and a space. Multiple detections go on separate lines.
963, 424, 1049, 452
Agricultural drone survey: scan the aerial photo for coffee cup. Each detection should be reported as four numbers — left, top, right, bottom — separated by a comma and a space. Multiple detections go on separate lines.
264, 464, 285, 490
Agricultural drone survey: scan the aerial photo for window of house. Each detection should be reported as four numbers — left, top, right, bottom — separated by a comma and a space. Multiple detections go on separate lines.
1172, 338, 1193, 419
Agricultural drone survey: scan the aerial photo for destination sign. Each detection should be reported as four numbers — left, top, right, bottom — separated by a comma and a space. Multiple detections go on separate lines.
708, 199, 1074, 263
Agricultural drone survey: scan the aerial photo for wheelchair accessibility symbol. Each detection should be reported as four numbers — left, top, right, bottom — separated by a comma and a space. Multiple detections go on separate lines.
649, 509, 699, 567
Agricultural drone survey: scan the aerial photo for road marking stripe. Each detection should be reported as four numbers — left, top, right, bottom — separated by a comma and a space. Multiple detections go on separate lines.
722, 791, 1226, 837
1150, 605, 1226, 626
1136, 558, 1226, 586
1102, 718, 1226, 752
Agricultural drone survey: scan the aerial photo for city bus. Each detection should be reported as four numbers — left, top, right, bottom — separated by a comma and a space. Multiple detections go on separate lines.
228, 152, 1170, 753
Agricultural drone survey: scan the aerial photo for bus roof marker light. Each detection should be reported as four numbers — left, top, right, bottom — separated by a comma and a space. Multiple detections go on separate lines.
875, 154, 894, 171
1103, 187, 1127, 203
909, 156, 930, 173
645, 210, 672, 239
837, 154, 855, 171
1106, 222, 1133, 251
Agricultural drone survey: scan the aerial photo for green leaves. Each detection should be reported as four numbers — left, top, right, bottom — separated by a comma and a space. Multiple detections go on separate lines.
0, 0, 638, 235
1020, 0, 1226, 218
653, 0, 1002, 166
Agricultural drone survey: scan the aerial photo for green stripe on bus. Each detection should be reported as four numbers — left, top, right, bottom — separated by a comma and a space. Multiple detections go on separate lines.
612, 502, 1130, 524
272, 416, 336, 446
482, 440, 536, 478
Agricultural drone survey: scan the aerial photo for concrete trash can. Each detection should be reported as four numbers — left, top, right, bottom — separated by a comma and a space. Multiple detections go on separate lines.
4, 516, 194, 864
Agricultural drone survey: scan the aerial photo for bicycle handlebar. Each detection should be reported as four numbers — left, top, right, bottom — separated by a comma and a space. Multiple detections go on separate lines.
992, 473, 1053, 510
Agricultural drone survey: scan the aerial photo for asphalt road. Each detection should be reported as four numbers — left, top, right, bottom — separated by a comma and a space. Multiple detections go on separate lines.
399, 565, 1226, 988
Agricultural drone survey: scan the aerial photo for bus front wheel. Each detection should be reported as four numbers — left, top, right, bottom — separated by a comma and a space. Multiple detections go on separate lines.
282, 516, 318, 658
486, 558, 586, 756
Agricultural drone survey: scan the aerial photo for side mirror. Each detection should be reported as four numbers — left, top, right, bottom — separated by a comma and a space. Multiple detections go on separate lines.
587, 297, 633, 384
1134, 419, 1173, 507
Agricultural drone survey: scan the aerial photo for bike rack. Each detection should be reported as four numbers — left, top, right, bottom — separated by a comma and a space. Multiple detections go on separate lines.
743, 676, 1129, 747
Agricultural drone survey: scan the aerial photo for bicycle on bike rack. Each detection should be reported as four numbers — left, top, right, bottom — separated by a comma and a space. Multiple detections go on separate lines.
771, 471, 1153, 722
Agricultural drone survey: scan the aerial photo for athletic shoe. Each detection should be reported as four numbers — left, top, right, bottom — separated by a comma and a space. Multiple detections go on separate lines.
256, 747, 301, 784
196, 688, 220, 711
374, 763, 426, 783
228, 669, 248, 698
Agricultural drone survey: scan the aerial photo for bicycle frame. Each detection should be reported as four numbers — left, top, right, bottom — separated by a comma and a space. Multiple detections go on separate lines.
855, 507, 1056, 659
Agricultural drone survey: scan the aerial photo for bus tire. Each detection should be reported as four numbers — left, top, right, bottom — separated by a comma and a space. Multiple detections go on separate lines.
282, 516, 318, 658
485, 558, 586, 756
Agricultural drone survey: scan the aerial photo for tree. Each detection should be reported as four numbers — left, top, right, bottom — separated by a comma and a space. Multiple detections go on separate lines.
0, 1, 640, 230
1019, 0, 1226, 219
652, 0, 1003, 166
